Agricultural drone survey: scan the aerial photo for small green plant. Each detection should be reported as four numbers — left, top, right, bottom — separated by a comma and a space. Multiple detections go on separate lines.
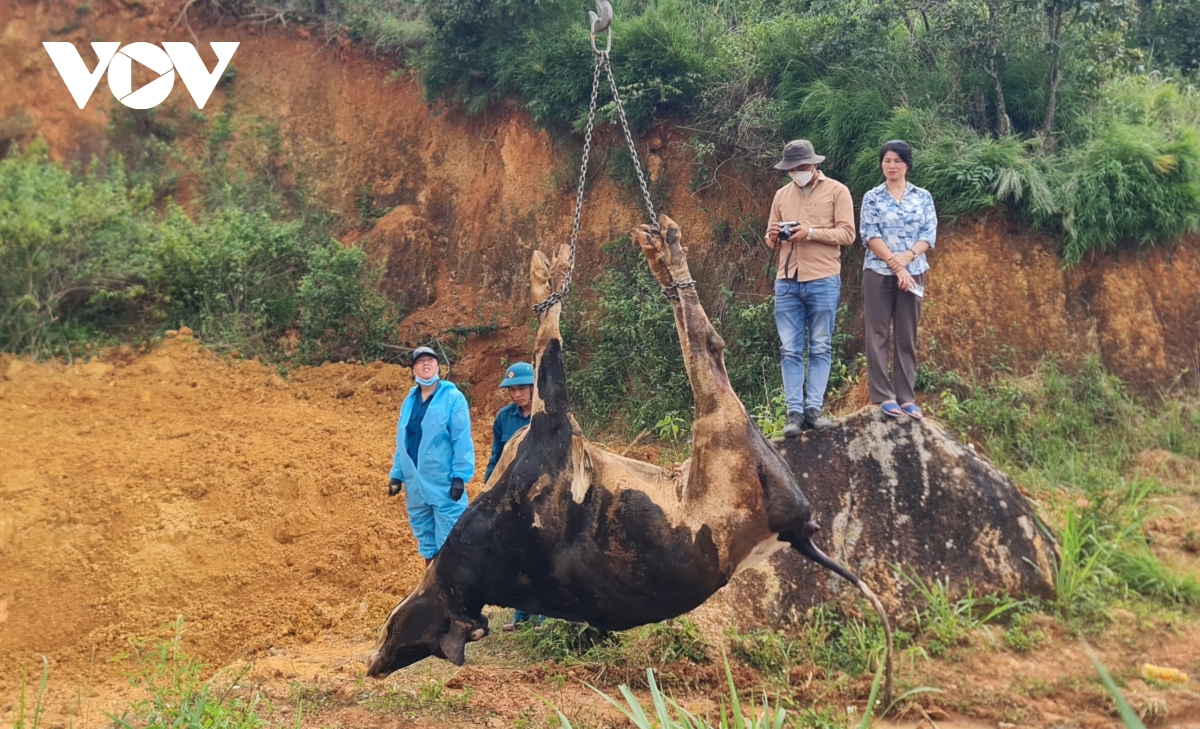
1083, 640, 1147, 729
107, 618, 273, 729
899, 570, 1026, 657
654, 412, 689, 443
630, 618, 709, 665
13, 657, 50, 729
725, 625, 803, 682
362, 678, 472, 716
549, 653, 788, 729
1001, 612, 1047, 653
511, 619, 619, 665
355, 183, 392, 230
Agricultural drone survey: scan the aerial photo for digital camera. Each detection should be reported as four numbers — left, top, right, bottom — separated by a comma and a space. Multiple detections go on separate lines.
778, 221, 800, 241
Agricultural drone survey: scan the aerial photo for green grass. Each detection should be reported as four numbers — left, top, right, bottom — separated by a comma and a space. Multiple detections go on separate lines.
929, 356, 1200, 624
1, 115, 399, 364
107, 618, 278, 729
506, 617, 710, 688
899, 570, 1028, 657
13, 658, 50, 729
361, 678, 473, 717
549, 654, 790, 729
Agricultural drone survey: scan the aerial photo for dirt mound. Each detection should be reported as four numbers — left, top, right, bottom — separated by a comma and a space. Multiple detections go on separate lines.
0, 334, 510, 692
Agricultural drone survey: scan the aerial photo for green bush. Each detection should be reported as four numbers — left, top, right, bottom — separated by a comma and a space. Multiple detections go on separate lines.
109, 619, 273, 729
0, 140, 152, 354
1054, 122, 1200, 263
0, 136, 399, 364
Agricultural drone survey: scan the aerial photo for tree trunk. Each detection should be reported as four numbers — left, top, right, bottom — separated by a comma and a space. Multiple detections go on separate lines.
1041, 8, 1065, 147
987, 54, 1012, 137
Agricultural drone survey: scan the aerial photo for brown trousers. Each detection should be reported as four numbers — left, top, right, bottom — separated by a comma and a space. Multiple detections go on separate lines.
863, 269, 925, 405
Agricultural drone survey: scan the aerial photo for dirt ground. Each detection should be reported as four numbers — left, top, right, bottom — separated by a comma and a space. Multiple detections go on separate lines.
2, 335, 1199, 728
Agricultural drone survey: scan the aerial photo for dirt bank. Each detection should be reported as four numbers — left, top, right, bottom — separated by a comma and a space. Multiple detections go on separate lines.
1, 0, 1198, 393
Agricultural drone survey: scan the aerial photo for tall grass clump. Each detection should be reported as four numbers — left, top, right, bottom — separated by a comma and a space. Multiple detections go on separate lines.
1053, 123, 1200, 263
931, 357, 1200, 620
550, 656, 789, 729
108, 618, 273, 729
510, 617, 709, 687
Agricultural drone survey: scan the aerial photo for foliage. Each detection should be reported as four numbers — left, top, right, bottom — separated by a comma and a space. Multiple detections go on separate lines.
0, 121, 399, 363
550, 655, 788, 729
563, 237, 860, 438
726, 603, 898, 684
13, 658, 50, 729
362, 679, 473, 717
510, 617, 709, 676
263, 0, 1200, 263
928, 358, 1200, 622
1053, 122, 1200, 263
562, 235, 688, 435
108, 618, 274, 729
899, 569, 1028, 657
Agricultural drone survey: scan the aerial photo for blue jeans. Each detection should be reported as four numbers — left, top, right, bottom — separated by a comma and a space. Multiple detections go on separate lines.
774, 275, 840, 413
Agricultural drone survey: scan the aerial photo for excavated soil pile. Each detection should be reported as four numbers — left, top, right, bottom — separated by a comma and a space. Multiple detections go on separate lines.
0, 332, 482, 692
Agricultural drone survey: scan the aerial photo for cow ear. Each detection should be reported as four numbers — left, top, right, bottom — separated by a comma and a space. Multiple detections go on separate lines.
439, 622, 467, 666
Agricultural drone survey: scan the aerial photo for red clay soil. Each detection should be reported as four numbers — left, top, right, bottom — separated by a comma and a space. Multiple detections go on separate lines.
3, 338, 1200, 728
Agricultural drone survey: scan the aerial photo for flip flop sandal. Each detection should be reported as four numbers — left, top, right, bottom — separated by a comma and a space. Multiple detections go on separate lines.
901, 403, 924, 419
881, 401, 903, 418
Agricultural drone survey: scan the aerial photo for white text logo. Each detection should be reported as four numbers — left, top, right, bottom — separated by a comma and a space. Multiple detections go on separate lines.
43, 42, 239, 110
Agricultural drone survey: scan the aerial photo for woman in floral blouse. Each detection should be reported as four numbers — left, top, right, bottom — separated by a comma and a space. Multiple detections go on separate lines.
859, 140, 937, 420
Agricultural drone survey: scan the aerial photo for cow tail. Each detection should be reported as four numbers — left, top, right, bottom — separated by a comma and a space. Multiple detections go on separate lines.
794, 538, 894, 709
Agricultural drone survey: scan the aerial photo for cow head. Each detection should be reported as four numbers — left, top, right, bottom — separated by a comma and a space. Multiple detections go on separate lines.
365, 575, 489, 677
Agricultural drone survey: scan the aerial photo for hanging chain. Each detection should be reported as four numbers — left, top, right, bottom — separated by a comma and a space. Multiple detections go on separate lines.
532, 1, 660, 313
604, 60, 657, 227
533, 54, 602, 315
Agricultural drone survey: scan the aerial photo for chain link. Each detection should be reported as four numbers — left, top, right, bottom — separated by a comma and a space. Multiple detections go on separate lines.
604, 60, 658, 227
532, 19, 660, 313
533, 52, 602, 315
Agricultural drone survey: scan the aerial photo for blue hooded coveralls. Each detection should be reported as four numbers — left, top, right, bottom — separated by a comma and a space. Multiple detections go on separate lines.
389, 381, 475, 558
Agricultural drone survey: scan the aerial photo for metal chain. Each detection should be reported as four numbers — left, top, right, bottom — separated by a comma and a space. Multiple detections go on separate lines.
531, 4, 661, 314
533, 51, 603, 315
660, 279, 697, 300
604, 59, 658, 227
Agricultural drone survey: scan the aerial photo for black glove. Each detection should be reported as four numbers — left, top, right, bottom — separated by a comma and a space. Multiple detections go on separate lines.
388, 478, 404, 496
449, 477, 465, 502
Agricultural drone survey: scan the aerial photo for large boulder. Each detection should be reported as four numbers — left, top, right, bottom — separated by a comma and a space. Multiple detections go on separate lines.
698, 407, 1057, 628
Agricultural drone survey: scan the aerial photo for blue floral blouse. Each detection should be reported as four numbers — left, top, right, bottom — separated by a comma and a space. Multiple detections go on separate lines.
859, 182, 937, 276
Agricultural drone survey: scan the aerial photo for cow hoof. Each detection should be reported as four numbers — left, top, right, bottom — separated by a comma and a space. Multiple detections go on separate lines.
469, 628, 485, 641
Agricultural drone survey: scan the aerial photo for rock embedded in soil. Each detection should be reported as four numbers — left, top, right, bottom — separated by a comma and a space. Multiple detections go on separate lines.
706, 407, 1057, 626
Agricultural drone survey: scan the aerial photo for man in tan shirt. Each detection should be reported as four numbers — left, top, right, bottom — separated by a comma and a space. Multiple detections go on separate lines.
763, 140, 855, 436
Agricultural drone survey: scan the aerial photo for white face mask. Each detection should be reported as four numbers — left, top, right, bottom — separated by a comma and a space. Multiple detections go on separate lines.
789, 170, 814, 186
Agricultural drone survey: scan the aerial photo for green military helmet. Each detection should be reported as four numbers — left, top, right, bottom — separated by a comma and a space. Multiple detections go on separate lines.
500, 361, 534, 388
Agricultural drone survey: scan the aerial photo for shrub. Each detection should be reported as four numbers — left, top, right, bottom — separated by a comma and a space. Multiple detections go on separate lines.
1054, 123, 1200, 263
108, 619, 273, 729
0, 137, 400, 364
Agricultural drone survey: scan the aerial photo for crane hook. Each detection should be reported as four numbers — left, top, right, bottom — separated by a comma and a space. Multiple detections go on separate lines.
588, 0, 613, 54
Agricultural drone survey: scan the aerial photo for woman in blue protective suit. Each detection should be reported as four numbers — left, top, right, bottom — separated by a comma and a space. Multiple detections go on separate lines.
387, 346, 475, 567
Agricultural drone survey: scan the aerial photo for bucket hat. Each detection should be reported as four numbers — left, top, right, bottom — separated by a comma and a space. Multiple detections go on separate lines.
772, 139, 825, 170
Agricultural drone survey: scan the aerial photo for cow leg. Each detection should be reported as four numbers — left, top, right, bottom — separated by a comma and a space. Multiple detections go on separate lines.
630, 217, 732, 413
529, 243, 573, 422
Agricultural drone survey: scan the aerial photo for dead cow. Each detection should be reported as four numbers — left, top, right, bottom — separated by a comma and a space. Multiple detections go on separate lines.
367, 216, 894, 699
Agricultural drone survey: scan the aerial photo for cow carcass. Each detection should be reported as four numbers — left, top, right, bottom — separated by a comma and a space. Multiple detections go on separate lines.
366, 216, 893, 698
